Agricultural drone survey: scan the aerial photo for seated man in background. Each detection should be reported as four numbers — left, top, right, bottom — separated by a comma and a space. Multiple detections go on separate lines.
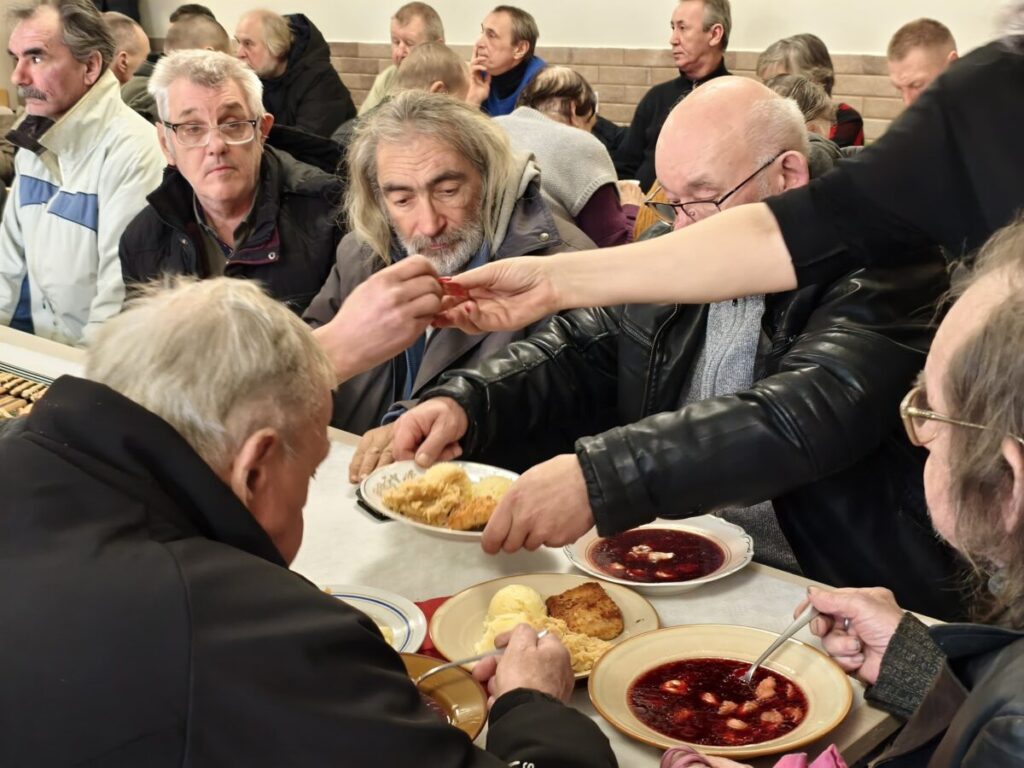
887, 18, 958, 106
102, 10, 150, 84
118, 50, 340, 315
0, 277, 615, 768
393, 77, 966, 622
235, 9, 356, 137
121, 10, 232, 122
1, 0, 164, 346
303, 91, 593, 453
359, 2, 445, 115
472, 5, 545, 116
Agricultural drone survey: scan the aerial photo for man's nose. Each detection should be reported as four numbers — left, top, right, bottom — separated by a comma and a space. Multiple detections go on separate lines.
206, 125, 229, 154
415, 200, 445, 238
11, 58, 29, 86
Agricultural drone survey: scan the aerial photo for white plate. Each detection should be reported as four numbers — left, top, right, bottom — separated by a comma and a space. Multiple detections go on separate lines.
429, 572, 660, 679
564, 516, 753, 594
323, 584, 427, 653
589, 624, 852, 759
359, 460, 519, 541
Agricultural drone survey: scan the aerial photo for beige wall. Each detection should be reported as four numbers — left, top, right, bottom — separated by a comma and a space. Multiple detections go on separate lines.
142, 0, 1004, 54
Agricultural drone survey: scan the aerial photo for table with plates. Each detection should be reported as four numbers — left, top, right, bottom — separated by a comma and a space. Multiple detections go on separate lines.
293, 429, 904, 768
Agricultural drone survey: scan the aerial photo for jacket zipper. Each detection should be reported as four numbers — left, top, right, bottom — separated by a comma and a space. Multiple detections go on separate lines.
641, 305, 681, 416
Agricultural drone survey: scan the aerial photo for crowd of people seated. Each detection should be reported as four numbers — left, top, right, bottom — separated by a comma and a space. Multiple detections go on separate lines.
2, 0, 1023, 765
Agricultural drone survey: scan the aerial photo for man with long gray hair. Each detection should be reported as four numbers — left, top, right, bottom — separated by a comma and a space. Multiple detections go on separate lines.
0, 277, 615, 767
302, 89, 593, 474
0, 0, 163, 346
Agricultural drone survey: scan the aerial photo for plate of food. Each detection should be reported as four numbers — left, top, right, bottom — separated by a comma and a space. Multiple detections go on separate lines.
323, 584, 427, 653
589, 624, 852, 759
401, 653, 487, 740
429, 573, 660, 679
564, 517, 753, 594
359, 461, 518, 540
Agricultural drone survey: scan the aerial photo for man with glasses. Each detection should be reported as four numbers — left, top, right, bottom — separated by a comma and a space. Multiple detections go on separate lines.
0, 0, 164, 346
393, 77, 966, 620
118, 49, 341, 314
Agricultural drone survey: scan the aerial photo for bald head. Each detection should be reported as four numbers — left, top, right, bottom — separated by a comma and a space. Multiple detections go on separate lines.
104, 11, 150, 84
655, 76, 810, 228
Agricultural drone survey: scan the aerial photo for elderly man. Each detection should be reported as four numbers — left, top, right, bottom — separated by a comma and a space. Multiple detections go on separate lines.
359, 2, 445, 115
0, 277, 616, 767
121, 11, 231, 122
234, 9, 355, 137
614, 0, 731, 190
303, 90, 592, 457
887, 18, 959, 106
472, 5, 545, 117
102, 10, 149, 84
118, 50, 340, 314
0, 0, 164, 346
393, 77, 966, 621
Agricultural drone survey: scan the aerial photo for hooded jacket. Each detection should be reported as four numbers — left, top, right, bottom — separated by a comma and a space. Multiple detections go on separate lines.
118, 146, 342, 315
260, 14, 356, 137
303, 154, 595, 437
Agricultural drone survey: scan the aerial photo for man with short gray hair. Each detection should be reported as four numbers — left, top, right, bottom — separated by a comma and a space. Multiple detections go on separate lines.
118, 50, 341, 314
234, 9, 355, 136
394, 77, 965, 621
0, 0, 164, 346
0, 276, 617, 766
102, 10, 149, 84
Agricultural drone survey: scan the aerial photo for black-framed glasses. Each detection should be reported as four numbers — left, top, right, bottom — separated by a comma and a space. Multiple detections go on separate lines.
644, 150, 786, 225
160, 119, 259, 148
899, 385, 1024, 447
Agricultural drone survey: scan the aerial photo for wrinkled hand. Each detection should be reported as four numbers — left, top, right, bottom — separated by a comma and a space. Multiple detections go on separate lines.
466, 56, 491, 107
315, 256, 442, 381
391, 397, 468, 467
349, 423, 397, 483
481, 454, 593, 554
432, 256, 560, 334
616, 180, 645, 206
472, 624, 574, 708
799, 586, 904, 685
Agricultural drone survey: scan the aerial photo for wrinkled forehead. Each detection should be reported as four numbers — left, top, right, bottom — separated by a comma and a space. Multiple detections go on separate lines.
657, 104, 752, 192
376, 133, 481, 186
9, 6, 64, 53
166, 77, 253, 118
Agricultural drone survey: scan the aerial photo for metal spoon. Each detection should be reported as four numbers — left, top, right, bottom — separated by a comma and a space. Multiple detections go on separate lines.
414, 629, 549, 687
740, 604, 820, 685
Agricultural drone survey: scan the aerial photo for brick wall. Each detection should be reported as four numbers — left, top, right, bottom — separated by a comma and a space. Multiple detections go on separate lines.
330, 42, 903, 140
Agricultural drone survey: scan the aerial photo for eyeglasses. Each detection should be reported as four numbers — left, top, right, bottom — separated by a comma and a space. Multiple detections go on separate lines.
160, 119, 259, 148
644, 150, 785, 225
899, 385, 1024, 447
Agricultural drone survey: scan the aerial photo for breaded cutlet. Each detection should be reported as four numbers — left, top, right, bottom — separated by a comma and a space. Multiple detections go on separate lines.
545, 582, 624, 640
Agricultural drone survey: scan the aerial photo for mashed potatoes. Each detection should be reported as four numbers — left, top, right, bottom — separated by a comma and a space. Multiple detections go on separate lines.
487, 585, 547, 619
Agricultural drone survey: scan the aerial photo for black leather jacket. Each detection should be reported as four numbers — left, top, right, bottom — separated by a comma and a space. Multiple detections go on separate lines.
426, 245, 966, 621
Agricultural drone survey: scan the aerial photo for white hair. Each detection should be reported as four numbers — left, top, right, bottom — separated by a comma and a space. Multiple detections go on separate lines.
85, 278, 335, 473
149, 48, 265, 123
744, 93, 811, 165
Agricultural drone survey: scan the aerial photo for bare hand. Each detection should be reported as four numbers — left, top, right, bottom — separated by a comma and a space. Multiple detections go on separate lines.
799, 586, 904, 685
314, 256, 442, 381
466, 56, 490, 107
432, 256, 560, 334
616, 180, 645, 206
391, 397, 468, 467
481, 454, 593, 554
349, 423, 397, 483
471, 624, 574, 708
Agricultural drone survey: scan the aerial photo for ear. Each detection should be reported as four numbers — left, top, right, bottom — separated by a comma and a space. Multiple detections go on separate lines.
259, 112, 275, 142
114, 50, 129, 78
224, 427, 282, 511
512, 39, 530, 59
947, 50, 959, 64
707, 22, 725, 48
428, 80, 447, 94
1001, 436, 1024, 535
84, 50, 103, 86
778, 150, 810, 192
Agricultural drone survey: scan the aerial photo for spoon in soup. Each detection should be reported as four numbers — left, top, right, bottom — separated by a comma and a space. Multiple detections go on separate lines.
740, 604, 820, 685
414, 630, 549, 688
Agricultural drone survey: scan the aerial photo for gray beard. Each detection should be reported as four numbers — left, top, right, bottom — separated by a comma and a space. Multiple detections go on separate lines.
398, 218, 485, 276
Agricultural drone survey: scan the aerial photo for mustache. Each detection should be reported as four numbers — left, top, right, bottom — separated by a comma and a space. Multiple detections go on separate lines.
17, 86, 47, 101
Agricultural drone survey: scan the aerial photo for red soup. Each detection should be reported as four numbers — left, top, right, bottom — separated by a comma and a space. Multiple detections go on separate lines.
628, 658, 807, 746
589, 528, 725, 582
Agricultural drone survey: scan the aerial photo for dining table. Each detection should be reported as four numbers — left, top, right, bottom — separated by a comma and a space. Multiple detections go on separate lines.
0, 325, 906, 767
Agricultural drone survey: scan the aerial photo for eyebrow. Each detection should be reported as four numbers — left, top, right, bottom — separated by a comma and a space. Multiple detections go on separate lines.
381, 170, 468, 195
9, 46, 46, 58
175, 102, 248, 120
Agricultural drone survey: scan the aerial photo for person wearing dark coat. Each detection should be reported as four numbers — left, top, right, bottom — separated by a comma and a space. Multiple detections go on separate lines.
235, 10, 356, 137
0, 277, 618, 768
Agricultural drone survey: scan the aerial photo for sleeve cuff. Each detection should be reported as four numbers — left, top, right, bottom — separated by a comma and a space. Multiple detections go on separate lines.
867, 613, 946, 719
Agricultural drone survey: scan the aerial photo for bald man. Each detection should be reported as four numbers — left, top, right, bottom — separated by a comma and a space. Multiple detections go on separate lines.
392, 77, 965, 621
103, 12, 150, 84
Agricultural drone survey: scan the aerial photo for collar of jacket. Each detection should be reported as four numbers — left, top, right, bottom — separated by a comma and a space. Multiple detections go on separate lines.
931, 622, 1024, 660
147, 147, 288, 259
32, 71, 126, 158
686, 56, 730, 86
23, 376, 286, 567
